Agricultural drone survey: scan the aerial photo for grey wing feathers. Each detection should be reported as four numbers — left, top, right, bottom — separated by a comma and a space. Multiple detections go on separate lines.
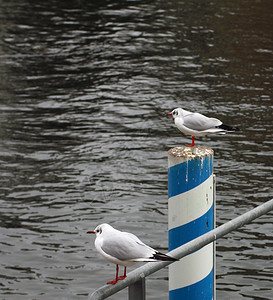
101, 233, 153, 261
183, 113, 222, 131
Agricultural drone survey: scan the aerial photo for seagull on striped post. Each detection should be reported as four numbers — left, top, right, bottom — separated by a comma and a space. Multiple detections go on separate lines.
167, 107, 240, 147
87, 223, 178, 285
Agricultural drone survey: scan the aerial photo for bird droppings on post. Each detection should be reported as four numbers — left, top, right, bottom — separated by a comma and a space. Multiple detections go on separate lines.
168, 146, 213, 159
168, 146, 213, 170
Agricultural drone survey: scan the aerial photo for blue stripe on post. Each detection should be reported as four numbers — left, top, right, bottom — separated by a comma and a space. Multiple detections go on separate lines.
169, 203, 214, 251
168, 155, 213, 198
169, 268, 214, 300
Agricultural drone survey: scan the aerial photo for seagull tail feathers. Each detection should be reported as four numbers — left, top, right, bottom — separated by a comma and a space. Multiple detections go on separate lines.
152, 251, 178, 262
217, 124, 240, 132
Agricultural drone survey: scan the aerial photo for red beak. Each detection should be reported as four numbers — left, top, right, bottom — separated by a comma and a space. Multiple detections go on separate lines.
87, 230, 95, 234
167, 113, 172, 116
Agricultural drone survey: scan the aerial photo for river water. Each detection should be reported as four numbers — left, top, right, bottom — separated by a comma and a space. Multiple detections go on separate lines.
0, 0, 272, 299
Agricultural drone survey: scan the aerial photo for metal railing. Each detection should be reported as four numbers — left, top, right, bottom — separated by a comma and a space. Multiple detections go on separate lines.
89, 198, 273, 300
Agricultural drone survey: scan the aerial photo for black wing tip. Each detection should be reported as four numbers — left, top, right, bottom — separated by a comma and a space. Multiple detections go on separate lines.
152, 252, 178, 262
217, 124, 240, 132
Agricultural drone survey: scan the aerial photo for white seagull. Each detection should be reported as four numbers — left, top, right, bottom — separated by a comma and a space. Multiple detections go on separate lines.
168, 107, 240, 146
87, 223, 177, 285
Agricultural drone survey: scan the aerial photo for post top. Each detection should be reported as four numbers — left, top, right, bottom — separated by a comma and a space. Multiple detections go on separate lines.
168, 146, 213, 159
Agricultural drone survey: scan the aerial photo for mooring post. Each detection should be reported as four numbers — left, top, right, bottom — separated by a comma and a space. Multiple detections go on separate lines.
168, 146, 215, 299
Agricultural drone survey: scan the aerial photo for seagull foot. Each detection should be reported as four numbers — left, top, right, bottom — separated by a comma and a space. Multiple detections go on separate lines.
118, 275, 126, 280
107, 279, 119, 285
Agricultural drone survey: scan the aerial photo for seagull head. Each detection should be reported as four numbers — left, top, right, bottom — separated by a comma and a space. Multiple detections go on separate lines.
86, 223, 113, 236
167, 108, 183, 119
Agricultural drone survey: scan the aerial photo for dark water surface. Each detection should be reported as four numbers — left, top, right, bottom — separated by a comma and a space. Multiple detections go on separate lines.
0, 0, 272, 299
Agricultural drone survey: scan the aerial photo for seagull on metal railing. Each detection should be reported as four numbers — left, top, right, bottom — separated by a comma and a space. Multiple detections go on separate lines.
87, 223, 178, 285
167, 107, 240, 147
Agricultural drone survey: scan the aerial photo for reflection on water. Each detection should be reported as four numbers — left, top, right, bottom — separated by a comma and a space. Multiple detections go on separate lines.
0, 0, 272, 299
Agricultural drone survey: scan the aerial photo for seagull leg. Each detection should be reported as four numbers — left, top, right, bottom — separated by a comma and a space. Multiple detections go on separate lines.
186, 136, 195, 147
107, 265, 119, 285
118, 267, 127, 280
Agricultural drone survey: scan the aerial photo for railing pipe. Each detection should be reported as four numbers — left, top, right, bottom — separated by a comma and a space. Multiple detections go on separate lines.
89, 197, 273, 300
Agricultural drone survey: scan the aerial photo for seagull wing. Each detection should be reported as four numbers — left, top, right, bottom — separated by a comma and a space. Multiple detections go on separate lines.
101, 232, 154, 261
183, 113, 222, 131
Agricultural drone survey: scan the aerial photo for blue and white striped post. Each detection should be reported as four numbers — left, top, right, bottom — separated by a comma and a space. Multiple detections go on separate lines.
168, 146, 215, 299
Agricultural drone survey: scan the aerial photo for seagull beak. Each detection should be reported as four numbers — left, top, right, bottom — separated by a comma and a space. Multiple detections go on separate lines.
87, 230, 95, 234
167, 113, 172, 116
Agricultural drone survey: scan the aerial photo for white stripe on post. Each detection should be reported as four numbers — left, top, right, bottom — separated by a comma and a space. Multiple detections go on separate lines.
168, 146, 215, 300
